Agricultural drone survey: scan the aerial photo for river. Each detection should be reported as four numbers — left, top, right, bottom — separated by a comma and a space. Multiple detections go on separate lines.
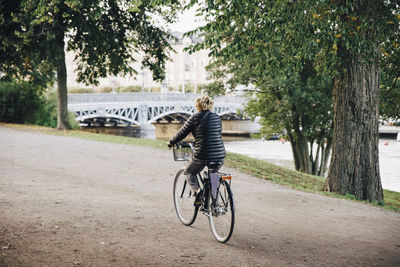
80, 125, 400, 192
224, 139, 400, 193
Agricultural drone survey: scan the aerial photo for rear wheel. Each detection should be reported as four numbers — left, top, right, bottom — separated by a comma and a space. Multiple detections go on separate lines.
173, 168, 198, 226
208, 180, 235, 243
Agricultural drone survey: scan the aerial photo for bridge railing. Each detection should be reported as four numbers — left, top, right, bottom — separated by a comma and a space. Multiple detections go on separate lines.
68, 92, 246, 104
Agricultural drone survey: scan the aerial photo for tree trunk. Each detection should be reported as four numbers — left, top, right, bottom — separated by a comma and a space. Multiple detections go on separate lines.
318, 137, 332, 177
288, 132, 311, 173
56, 37, 70, 130
312, 141, 321, 175
321, 137, 332, 176
324, 47, 383, 203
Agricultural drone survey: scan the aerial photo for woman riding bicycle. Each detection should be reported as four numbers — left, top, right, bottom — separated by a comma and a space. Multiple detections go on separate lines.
167, 95, 226, 200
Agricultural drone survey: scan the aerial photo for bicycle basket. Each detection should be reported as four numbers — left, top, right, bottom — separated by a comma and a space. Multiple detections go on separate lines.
173, 146, 192, 161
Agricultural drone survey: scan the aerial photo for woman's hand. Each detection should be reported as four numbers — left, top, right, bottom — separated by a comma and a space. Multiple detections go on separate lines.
167, 141, 173, 149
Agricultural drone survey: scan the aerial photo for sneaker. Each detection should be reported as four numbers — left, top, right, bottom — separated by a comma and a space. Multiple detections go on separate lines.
194, 190, 204, 207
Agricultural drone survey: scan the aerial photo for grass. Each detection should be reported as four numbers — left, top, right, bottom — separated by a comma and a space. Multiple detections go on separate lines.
2, 123, 167, 149
2, 122, 400, 212
225, 152, 400, 212
225, 152, 327, 192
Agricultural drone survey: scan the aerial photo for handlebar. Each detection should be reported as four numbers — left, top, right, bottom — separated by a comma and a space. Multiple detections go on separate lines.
175, 141, 194, 150
172, 141, 194, 161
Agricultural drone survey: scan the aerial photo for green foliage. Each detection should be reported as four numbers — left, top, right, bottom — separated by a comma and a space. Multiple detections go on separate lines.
116, 85, 142, 93
186, 0, 399, 200
68, 85, 145, 94
150, 86, 161, 93
0, 82, 78, 129
198, 81, 225, 97
29, 89, 58, 128
186, 0, 335, 175
1, 0, 182, 129
0, 81, 44, 123
171, 83, 198, 93
1, 0, 181, 84
182, 84, 192, 93
97, 87, 113, 93
67, 85, 176, 94
68, 87, 95, 94
0, 0, 55, 86
30, 89, 79, 129
380, 39, 400, 124
68, 112, 80, 130
199, 61, 229, 97
168, 86, 177, 92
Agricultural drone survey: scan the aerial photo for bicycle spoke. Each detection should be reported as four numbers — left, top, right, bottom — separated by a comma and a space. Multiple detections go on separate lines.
173, 168, 198, 226
208, 181, 235, 243
180, 180, 187, 198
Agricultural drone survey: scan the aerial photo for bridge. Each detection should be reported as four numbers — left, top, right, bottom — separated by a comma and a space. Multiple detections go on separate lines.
68, 93, 400, 140
68, 93, 246, 128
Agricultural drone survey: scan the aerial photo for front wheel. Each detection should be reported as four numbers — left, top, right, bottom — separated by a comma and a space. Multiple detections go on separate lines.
173, 168, 198, 226
208, 180, 235, 243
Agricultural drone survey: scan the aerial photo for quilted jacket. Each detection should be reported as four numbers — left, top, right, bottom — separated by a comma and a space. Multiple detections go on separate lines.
169, 110, 226, 161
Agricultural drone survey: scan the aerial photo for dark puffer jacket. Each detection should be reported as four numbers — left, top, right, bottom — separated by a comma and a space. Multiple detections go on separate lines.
169, 110, 226, 161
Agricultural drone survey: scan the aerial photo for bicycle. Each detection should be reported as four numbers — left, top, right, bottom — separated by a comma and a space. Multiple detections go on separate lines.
172, 141, 235, 243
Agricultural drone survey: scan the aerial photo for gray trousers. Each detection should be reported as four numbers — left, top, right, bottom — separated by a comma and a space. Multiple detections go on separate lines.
184, 157, 223, 191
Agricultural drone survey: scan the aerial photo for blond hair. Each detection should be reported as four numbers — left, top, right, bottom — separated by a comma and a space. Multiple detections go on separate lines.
195, 95, 214, 111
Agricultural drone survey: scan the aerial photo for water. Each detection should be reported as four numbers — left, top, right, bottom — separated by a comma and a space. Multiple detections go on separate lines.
379, 139, 400, 192
80, 126, 400, 192
79, 121, 257, 141
80, 126, 155, 139
225, 139, 400, 192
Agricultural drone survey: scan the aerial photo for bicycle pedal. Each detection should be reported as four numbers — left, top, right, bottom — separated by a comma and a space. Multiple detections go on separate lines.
194, 201, 202, 207
193, 191, 204, 207
202, 209, 211, 216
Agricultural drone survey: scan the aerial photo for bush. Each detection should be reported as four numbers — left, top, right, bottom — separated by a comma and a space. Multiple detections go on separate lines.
116, 85, 142, 93
97, 86, 113, 93
150, 86, 161, 93
68, 111, 80, 129
197, 83, 208, 93
0, 81, 44, 123
29, 89, 58, 127
29, 89, 79, 129
198, 81, 225, 97
68, 87, 95, 94
0, 81, 78, 129
183, 84, 194, 93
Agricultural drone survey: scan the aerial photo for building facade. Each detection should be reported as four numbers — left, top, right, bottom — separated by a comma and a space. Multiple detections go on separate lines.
66, 32, 211, 92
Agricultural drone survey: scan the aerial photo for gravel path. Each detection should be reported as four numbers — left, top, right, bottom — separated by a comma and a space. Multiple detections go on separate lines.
0, 125, 399, 266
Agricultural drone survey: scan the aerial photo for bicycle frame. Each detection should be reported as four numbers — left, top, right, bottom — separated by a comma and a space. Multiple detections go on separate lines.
173, 141, 234, 243
196, 168, 221, 211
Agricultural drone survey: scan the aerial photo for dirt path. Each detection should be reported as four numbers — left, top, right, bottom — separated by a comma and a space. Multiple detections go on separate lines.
0, 125, 399, 267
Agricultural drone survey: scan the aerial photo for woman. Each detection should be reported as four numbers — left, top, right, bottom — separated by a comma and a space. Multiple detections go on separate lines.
167, 95, 226, 200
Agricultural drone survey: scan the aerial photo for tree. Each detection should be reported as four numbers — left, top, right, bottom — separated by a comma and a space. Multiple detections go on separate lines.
380, 33, 400, 124
316, 1, 398, 203
200, 61, 229, 97
0, 81, 43, 123
0, 0, 54, 87
0, 0, 180, 129
187, 1, 334, 176
187, 0, 399, 202
244, 60, 334, 176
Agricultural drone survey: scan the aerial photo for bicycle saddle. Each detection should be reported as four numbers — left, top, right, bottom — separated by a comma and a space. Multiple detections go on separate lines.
207, 161, 223, 171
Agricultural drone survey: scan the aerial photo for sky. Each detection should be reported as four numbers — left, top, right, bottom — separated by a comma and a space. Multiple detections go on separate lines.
168, 6, 206, 33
